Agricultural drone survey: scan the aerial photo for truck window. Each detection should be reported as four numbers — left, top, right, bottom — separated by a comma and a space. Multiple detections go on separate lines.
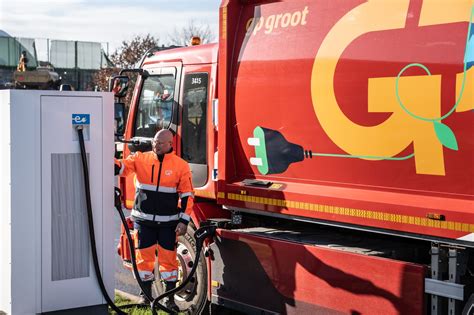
134, 74, 176, 138
181, 73, 208, 165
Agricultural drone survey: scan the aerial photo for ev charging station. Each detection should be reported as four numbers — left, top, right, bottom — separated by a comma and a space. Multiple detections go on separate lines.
0, 90, 114, 315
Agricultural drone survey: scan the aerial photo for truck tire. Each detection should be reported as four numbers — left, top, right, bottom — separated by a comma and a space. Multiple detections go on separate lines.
463, 294, 474, 315
153, 222, 208, 314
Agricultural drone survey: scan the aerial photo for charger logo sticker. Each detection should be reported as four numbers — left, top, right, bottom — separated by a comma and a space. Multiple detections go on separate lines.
72, 114, 90, 125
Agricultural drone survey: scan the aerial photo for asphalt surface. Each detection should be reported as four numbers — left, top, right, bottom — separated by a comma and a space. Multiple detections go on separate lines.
114, 208, 143, 296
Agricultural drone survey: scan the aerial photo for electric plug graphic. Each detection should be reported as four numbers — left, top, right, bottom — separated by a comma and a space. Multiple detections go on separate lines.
247, 126, 417, 175
247, 126, 305, 175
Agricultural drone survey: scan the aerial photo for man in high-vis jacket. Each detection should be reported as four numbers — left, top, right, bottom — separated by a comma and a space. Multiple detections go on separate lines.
115, 129, 193, 309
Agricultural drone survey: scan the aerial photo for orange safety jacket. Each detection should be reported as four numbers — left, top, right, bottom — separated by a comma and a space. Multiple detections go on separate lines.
115, 151, 194, 225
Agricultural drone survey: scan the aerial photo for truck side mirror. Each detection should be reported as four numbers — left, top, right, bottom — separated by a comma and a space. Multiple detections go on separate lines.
114, 102, 126, 136
109, 75, 129, 98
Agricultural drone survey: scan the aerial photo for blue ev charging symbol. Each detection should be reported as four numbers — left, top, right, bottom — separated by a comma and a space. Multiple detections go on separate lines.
72, 114, 90, 141
72, 114, 90, 125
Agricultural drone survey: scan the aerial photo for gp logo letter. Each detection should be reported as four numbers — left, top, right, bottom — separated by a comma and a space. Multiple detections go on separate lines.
311, 0, 473, 176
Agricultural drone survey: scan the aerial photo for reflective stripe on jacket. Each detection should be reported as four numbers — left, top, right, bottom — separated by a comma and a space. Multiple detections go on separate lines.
116, 151, 194, 224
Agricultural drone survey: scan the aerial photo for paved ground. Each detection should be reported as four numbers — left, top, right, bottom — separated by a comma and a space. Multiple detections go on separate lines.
114, 209, 142, 296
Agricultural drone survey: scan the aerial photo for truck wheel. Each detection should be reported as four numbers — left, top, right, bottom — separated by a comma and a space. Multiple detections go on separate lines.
153, 223, 208, 314
463, 294, 474, 315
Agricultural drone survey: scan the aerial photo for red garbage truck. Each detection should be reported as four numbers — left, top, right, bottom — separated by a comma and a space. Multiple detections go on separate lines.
115, 0, 474, 313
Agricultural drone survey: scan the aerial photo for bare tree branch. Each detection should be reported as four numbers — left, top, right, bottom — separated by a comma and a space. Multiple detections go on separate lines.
111, 34, 160, 68
168, 20, 216, 46
92, 34, 160, 109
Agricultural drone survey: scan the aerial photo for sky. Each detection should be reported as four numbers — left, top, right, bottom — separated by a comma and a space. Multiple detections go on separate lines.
0, 0, 221, 59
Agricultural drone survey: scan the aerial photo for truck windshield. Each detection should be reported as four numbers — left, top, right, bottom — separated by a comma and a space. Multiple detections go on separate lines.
134, 74, 176, 138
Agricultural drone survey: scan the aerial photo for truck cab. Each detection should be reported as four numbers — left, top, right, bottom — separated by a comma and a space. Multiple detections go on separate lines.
115, 43, 219, 313
118, 43, 218, 209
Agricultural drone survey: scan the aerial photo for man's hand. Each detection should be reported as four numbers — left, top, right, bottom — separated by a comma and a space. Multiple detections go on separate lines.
175, 222, 187, 236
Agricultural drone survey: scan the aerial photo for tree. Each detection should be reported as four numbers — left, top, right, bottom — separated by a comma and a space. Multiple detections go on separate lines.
111, 34, 160, 69
168, 20, 216, 46
92, 66, 119, 93
93, 34, 160, 107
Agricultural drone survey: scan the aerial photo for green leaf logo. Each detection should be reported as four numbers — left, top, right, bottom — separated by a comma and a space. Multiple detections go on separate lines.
433, 121, 458, 151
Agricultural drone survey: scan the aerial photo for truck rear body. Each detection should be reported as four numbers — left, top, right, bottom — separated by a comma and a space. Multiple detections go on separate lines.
217, 0, 473, 244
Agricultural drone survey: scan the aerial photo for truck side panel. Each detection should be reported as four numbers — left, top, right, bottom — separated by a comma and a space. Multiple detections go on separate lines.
210, 229, 425, 314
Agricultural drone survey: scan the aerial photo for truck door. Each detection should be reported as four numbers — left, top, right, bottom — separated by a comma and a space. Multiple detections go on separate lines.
179, 68, 211, 188
133, 66, 180, 137
122, 65, 182, 208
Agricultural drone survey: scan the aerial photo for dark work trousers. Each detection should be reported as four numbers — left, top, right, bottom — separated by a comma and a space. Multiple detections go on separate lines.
132, 221, 179, 282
